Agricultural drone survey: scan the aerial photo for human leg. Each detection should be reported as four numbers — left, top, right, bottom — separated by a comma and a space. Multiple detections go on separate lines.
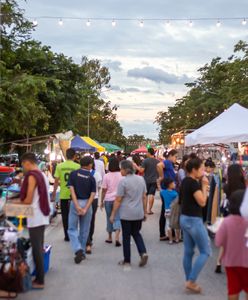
67, 202, 81, 253
180, 215, 195, 281
60, 199, 70, 241
86, 198, 98, 248
78, 201, 93, 254
29, 226, 45, 285
159, 198, 166, 239
226, 267, 242, 300
188, 219, 211, 282
121, 220, 132, 263
105, 201, 114, 242
130, 220, 147, 256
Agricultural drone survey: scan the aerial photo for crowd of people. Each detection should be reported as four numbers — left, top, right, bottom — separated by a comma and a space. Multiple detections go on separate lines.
2, 147, 248, 299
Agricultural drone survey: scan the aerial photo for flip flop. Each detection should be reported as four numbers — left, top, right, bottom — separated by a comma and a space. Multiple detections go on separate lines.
0, 292, 17, 299
105, 240, 113, 244
148, 212, 154, 215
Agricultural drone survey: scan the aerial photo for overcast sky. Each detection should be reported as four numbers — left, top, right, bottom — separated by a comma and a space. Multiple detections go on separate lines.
19, 0, 248, 138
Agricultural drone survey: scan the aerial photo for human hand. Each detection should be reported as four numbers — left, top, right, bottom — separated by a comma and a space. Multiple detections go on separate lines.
109, 215, 115, 224
51, 192, 56, 202
143, 214, 148, 222
100, 202, 104, 211
202, 176, 209, 186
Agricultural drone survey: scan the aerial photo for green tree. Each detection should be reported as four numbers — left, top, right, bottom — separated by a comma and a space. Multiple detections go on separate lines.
156, 40, 248, 144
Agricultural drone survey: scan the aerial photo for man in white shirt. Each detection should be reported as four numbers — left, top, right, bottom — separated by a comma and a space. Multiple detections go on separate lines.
94, 152, 105, 179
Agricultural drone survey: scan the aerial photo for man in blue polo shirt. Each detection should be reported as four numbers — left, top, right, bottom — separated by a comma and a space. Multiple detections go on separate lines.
67, 156, 96, 264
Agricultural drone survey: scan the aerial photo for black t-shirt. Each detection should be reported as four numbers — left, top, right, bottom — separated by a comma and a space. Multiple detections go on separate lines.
180, 177, 202, 217
68, 169, 96, 200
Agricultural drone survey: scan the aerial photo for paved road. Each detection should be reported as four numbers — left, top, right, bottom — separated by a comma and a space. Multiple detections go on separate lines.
19, 197, 230, 300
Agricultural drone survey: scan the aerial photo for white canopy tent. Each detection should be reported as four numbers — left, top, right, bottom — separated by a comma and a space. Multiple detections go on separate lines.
185, 103, 248, 146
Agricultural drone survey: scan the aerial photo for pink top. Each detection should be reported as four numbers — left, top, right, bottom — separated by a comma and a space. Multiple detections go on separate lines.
215, 215, 248, 267
102, 172, 122, 202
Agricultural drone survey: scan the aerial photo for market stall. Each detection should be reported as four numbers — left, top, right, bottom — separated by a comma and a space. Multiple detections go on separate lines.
82, 137, 105, 152
70, 135, 96, 152
185, 103, 248, 146
131, 147, 148, 155
100, 143, 122, 153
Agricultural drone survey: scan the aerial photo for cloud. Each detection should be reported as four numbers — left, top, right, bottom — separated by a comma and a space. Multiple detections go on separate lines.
127, 66, 192, 84
103, 59, 122, 72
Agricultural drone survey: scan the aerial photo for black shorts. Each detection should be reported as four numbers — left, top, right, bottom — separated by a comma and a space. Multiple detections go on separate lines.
146, 182, 157, 196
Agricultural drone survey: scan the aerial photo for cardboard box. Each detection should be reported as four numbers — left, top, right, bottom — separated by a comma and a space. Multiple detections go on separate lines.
4, 203, 33, 217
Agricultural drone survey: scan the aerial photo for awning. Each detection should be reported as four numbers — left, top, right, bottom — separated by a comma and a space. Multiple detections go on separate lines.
82, 137, 105, 152
100, 143, 122, 153
185, 104, 248, 146
131, 147, 148, 155
71, 135, 96, 152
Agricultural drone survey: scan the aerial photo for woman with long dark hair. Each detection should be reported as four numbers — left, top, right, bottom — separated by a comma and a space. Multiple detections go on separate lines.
180, 157, 211, 294
215, 164, 246, 273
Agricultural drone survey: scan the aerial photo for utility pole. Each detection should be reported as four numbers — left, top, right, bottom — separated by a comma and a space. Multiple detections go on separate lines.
87, 96, 90, 137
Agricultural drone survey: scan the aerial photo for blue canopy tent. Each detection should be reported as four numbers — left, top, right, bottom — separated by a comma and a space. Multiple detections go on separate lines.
71, 135, 96, 152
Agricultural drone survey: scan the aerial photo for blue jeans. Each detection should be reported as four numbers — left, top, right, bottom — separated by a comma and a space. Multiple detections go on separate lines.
105, 201, 121, 233
68, 200, 92, 254
180, 215, 211, 282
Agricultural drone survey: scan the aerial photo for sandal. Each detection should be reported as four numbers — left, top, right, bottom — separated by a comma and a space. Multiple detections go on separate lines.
185, 282, 202, 294
148, 212, 154, 215
115, 241, 122, 247
105, 240, 113, 244
160, 236, 169, 241
0, 291, 18, 299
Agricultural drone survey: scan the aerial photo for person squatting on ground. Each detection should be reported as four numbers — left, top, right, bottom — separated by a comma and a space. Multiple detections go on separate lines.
179, 157, 211, 294
110, 160, 148, 268
67, 156, 96, 264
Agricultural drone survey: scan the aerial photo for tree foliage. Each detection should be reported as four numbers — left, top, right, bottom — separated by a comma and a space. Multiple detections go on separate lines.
0, 0, 125, 147
156, 41, 248, 144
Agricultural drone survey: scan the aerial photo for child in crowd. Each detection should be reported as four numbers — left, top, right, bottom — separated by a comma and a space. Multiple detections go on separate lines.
215, 189, 248, 300
160, 178, 180, 244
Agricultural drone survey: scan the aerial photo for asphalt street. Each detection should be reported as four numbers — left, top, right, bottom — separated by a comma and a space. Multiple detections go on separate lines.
18, 197, 232, 300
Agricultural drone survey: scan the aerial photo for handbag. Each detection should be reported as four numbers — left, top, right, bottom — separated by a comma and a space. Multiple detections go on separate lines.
170, 198, 181, 230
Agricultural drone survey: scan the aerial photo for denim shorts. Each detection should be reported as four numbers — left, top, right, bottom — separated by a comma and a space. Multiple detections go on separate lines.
104, 201, 121, 233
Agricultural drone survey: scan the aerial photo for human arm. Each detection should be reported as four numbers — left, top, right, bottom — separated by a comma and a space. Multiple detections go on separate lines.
241, 188, 248, 219
157, 162, 164, 190
110, 196, 123, 223
215, 221, 227, 248
51, 177, 59, 202
70, 186, 83, 215
193, 176, 208, 207
143, 192, 148, 221
100, 188, 107, 210
19, 175, 36, 205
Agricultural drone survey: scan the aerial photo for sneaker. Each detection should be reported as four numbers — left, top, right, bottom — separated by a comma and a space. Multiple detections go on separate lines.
74, 249, 84, 264
139, 254, 148, 267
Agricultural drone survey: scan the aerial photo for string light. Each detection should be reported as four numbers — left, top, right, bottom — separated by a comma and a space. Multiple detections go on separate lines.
216, 20, 221, 27
242, 19, 247, 25
32, 19, 38, 26
86, 19, 91, 27
112, 19, 116, 27
58, 19, 63, 26
139, 20, 144, 28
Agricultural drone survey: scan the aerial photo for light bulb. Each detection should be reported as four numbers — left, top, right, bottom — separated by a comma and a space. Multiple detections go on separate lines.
242, 19, 247, 25
32, 19, 38, 26
86, 19, 91, 27
189, 20, 193, 27
112, 19, 116, 27
139, 20, 144, 28
58, 19, 63, 26
216, 20, 221, 27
